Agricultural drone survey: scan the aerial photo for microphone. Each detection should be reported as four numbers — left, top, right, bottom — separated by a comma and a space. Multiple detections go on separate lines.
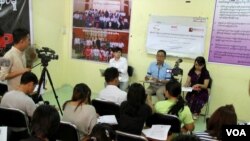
176, 58, 183, 63
0, 58, 11, 67
174, 58, 183, 68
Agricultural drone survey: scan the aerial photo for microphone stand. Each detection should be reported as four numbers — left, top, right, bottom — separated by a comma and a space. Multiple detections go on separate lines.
171, 61, 183, 84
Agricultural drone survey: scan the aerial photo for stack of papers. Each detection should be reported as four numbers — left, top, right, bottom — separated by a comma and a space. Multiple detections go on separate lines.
97, 115, 118, 125
0, 126, 7, 141
33, 84, 46, 95
142, 125, 171, 141
182, 87, 192, 92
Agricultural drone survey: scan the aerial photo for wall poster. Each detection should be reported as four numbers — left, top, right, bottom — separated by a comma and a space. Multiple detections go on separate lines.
146, 16, 207, 59
209, 0, 250, 66
72, 0, 132, 63
0, 0, 32, 56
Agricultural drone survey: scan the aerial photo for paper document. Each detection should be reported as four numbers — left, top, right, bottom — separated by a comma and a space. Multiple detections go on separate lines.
33, 84, 46, 95
0, 126, 7, 141
97, 115, 118, 125
182, 87, 192, 92
142, 125, 171, 141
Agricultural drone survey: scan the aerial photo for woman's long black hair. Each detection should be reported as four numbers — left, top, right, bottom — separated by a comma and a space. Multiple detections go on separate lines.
166, 80, 186, 116
123, 83, 147, 116
190, 56, 208, 74
63, 83, 91, 111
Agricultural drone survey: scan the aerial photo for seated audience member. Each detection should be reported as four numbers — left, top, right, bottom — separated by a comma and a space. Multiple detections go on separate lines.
171, 134, 201, 141
109, 47, 129, 91
62, 83, 97, 140
145, 50, 171, 102
83, 123, 115, 141
184, 56, 210, 119
155, 80, 194, 132
119, 83, 152, 135
21, 104, 60, 141
0, 71, 38, 118
194, 104, 237, 141
98, 67, 127, 105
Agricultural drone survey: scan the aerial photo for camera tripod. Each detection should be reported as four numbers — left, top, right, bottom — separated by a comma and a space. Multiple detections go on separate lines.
37, 65, 63, 115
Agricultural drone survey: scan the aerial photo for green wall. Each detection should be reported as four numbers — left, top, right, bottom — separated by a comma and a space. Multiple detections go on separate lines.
32, 0, 250, 121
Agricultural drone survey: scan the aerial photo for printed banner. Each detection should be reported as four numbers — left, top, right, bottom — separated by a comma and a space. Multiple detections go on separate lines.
146, 16, 207, 59
72, 0, 131, 63
209, 0, 250, 66
0, 0, 32, 56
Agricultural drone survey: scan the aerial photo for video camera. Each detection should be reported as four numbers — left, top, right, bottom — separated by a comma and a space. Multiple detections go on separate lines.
36, 47, 59, 66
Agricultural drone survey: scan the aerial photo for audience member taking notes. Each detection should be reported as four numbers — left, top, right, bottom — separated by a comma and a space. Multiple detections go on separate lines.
62, 83, 97, 140
0, 71, 38, 118
155, 80, 194, 133
98, 67, 127, 105
119, 83, 152, 135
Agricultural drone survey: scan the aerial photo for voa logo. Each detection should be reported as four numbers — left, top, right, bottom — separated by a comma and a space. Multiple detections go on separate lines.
226, 129, 246, 136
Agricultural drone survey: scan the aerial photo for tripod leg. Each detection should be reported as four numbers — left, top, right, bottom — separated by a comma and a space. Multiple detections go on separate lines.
33, 68, 47, 103
44, 68, 63, 115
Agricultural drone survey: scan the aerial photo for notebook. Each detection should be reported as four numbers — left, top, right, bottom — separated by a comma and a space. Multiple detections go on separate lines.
0, 126, 7, 141
142, 125, 171, 141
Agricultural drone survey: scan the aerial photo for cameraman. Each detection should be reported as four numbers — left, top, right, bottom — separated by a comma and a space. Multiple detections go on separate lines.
0, 28, 31, 91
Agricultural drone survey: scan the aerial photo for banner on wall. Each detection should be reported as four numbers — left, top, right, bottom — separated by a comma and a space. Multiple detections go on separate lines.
209, 0, 250, 66
0, 0, 33, 56
146, 16, 207, 59
72, 0, 131, 63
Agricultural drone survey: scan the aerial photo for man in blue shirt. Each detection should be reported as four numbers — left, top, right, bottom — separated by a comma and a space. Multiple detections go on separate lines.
145, 50, 171, 103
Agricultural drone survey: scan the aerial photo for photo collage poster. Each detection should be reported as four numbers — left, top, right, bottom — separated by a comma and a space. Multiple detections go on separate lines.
72, 0, 132, 63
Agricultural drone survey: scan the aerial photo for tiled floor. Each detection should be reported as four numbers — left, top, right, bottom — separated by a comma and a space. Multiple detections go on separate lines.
42, 84, 206, 132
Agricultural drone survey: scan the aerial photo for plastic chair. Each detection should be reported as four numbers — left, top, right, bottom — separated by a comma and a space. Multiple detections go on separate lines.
0, 107, 31, 140
92, 99, 120, 119
127, 65, 134, 77
55, 121, 80, 141
200, 78, 213, 122
0, 83, 8, 96
116, 130, 148, 141
146, 113, 181, 133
